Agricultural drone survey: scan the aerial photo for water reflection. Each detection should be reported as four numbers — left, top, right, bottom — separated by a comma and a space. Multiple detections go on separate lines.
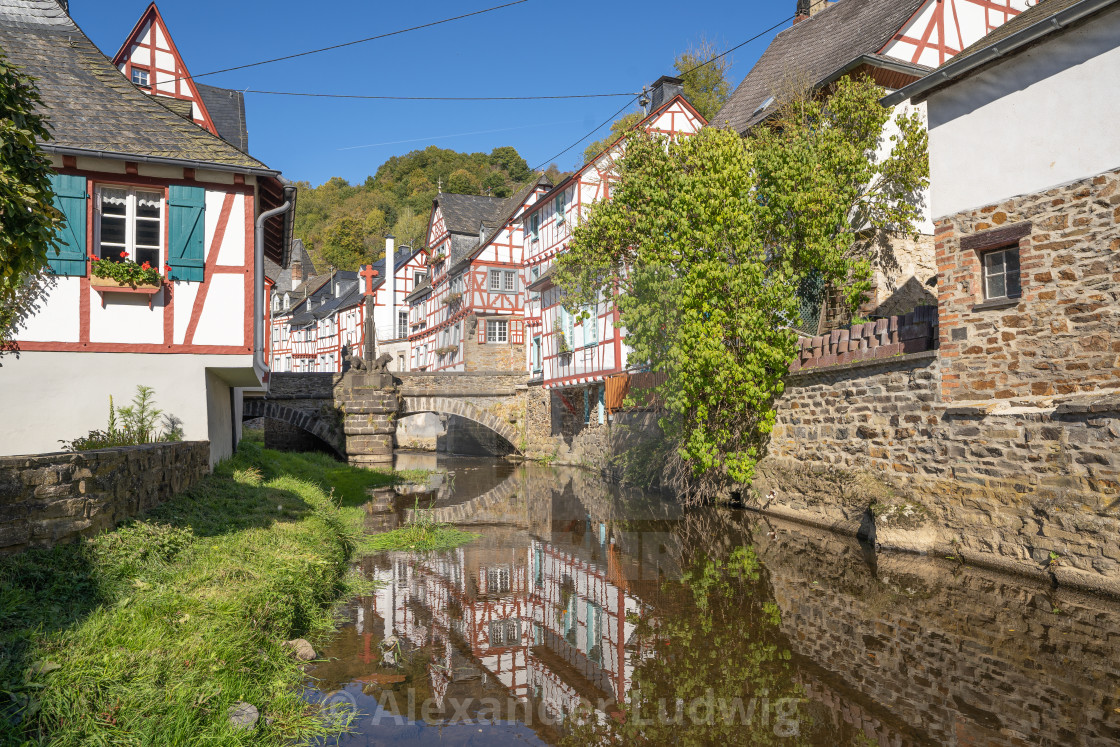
309, 458, 1120, 746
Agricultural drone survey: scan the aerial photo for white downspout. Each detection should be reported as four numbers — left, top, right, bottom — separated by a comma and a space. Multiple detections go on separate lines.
255, 198, 293, 388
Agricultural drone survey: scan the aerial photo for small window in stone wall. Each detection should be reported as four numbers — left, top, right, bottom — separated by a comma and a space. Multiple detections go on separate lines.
983, 246, 1021, 301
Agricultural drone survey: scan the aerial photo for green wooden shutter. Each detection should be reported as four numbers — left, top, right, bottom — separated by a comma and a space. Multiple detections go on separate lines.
167, 185, 206, 282
47, 174, 87, 276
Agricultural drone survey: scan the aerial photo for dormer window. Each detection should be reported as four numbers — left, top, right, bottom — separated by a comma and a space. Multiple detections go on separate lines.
284, 294, 290, 310
131, 67, 149, 87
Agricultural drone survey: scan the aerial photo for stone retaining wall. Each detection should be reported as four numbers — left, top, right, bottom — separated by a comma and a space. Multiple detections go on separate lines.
0, 441, 209, 554
755, 352, 1120, 596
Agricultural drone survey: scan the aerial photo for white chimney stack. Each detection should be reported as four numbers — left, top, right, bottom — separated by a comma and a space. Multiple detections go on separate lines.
386, 235, 396, 339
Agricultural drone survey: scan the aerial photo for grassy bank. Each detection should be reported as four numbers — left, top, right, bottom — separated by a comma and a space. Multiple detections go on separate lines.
0, 438, 402, 745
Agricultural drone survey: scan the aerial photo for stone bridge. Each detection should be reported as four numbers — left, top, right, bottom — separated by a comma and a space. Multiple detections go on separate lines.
246, 371, 533, 465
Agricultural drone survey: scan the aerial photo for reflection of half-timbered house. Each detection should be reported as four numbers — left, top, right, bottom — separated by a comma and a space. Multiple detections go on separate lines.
523, 77, 705, 424
410, 180, 551, 372
0, 0, 294, 465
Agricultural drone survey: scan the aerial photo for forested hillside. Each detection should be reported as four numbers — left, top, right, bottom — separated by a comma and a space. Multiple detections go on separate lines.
293, 145, 565, 271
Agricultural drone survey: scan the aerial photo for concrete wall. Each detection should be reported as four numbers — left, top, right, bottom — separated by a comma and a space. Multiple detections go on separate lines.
935, 166, 1120, 402
0, 351, 253, 466
926, 6, 1120, 218
0, 441, 209, 553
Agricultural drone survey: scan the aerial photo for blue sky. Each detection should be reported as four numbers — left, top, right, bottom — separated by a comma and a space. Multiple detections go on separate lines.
73, 1, 791, 186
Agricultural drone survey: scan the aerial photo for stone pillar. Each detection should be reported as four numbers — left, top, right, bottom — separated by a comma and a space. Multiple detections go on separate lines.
339, 372, 398, 467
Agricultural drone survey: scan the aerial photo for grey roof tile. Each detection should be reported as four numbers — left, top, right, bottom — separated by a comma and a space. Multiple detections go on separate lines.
0, 0, 267, 169
196, 83, 249, 152
712, 0, 928, 133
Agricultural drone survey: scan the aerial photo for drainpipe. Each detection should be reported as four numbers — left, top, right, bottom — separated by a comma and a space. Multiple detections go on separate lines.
255, 195, 294, 388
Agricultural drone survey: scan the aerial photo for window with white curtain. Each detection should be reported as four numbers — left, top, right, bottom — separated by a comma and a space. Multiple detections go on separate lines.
98, 187, 163, 267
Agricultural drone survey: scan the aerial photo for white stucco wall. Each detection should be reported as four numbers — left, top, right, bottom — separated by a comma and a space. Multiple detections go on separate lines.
0, 352, 252, 465
926, 6, 1120, 218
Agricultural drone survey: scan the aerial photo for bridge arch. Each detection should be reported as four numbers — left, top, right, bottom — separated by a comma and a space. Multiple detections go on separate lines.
242, 399, 343, 455
399, 395, 522, 454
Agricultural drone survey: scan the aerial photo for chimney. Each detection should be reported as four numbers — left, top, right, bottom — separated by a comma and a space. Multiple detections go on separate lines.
290, 239, 303, 286
649, 75, 684, 112
386, 234, 397, 339
794, 0, 831, 23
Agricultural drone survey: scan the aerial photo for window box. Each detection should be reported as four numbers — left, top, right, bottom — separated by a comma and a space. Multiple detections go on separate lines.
91, 278, 163, 308
442, 291, 463, 306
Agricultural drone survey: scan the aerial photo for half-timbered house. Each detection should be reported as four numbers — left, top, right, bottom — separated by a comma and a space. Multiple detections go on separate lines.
0, 0, 295, 465
269, 242, 427, 374
410, 179, 550, 372
713, 0, 1030, 332
523, 77, 705, 425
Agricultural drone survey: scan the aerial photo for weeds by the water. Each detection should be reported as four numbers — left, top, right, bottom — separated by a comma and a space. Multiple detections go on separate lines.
362, 497, 478, 553
0, 437, 397, 745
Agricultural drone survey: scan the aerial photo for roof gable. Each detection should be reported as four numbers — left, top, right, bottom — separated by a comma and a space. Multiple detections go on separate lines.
0, 0, 266, 169
112, 3, 219, 138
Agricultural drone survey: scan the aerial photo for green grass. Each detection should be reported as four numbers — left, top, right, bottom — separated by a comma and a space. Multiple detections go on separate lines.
0, 437, 404, 746
361, 522, 479, 553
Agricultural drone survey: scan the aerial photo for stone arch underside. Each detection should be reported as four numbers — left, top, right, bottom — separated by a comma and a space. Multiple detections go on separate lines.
242, 399, 343, 455
400, 396, 522, 454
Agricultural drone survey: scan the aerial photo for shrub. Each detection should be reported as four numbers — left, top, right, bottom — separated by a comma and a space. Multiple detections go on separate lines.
61, 385, 184, 451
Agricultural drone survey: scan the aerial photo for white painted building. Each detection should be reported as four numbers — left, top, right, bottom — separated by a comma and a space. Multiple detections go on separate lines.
0, 0, 295, 465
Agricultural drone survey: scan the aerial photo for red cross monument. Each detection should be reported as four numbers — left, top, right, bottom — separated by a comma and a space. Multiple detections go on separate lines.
360, 264, 379, 296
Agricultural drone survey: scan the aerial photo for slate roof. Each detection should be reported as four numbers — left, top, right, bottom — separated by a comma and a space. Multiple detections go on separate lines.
196, 83, 249, 152
712, 0, 928, 133
447, 177, 551, 274
270, 240, 316, 292
437, 193, 509, 235
0, 0, 268, 170
405, 277, 431, 303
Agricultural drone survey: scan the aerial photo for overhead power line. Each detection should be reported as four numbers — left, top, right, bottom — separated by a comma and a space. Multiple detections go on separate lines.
182, 0, 529, 82
243, 90, 638, 101
530, 14, 796, 171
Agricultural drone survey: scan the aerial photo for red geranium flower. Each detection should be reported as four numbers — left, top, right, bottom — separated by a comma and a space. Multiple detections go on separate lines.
119, 251, 127, 258
141, 261, 151, 270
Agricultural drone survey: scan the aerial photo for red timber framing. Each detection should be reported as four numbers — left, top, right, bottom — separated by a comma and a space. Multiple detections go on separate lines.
112, 3, 219, 137
882, 0, 1024, 67
522, 95, 706, 390
18, 165, 256, 355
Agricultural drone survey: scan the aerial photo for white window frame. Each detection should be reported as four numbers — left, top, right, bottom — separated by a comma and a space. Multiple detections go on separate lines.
489, 269, 502, 291
95, 185, 164, 267
414, 271, 426, 286
397, 310, 408, 339
530, 213, 540, 242
487, 319, 508, 343
503, 270, 516, 292
131, 67, 149, 87
555, 189, 567, 224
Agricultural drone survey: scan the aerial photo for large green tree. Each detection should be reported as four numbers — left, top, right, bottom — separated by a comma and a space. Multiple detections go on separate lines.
556, 76, 928, 494
320, 217, 367, 271
0, 53, 62, 356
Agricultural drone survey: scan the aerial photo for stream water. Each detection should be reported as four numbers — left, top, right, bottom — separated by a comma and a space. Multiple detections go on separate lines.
305, 453, 1120, 746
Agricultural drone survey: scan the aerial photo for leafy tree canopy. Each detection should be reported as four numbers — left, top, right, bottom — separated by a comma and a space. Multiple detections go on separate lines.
556, 76, 928, 494
294, 145, 534, 271
0, 53, 62, 357
676, 38, 733, 122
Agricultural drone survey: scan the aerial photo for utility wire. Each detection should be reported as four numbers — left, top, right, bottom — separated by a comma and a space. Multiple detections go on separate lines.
243, 90, 639, 101
180, 0, 529, 82
530, 14, 796, 171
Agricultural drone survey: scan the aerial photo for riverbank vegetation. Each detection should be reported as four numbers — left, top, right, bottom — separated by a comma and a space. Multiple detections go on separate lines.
0, 439, 403, 745
557, 75, 928, 499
